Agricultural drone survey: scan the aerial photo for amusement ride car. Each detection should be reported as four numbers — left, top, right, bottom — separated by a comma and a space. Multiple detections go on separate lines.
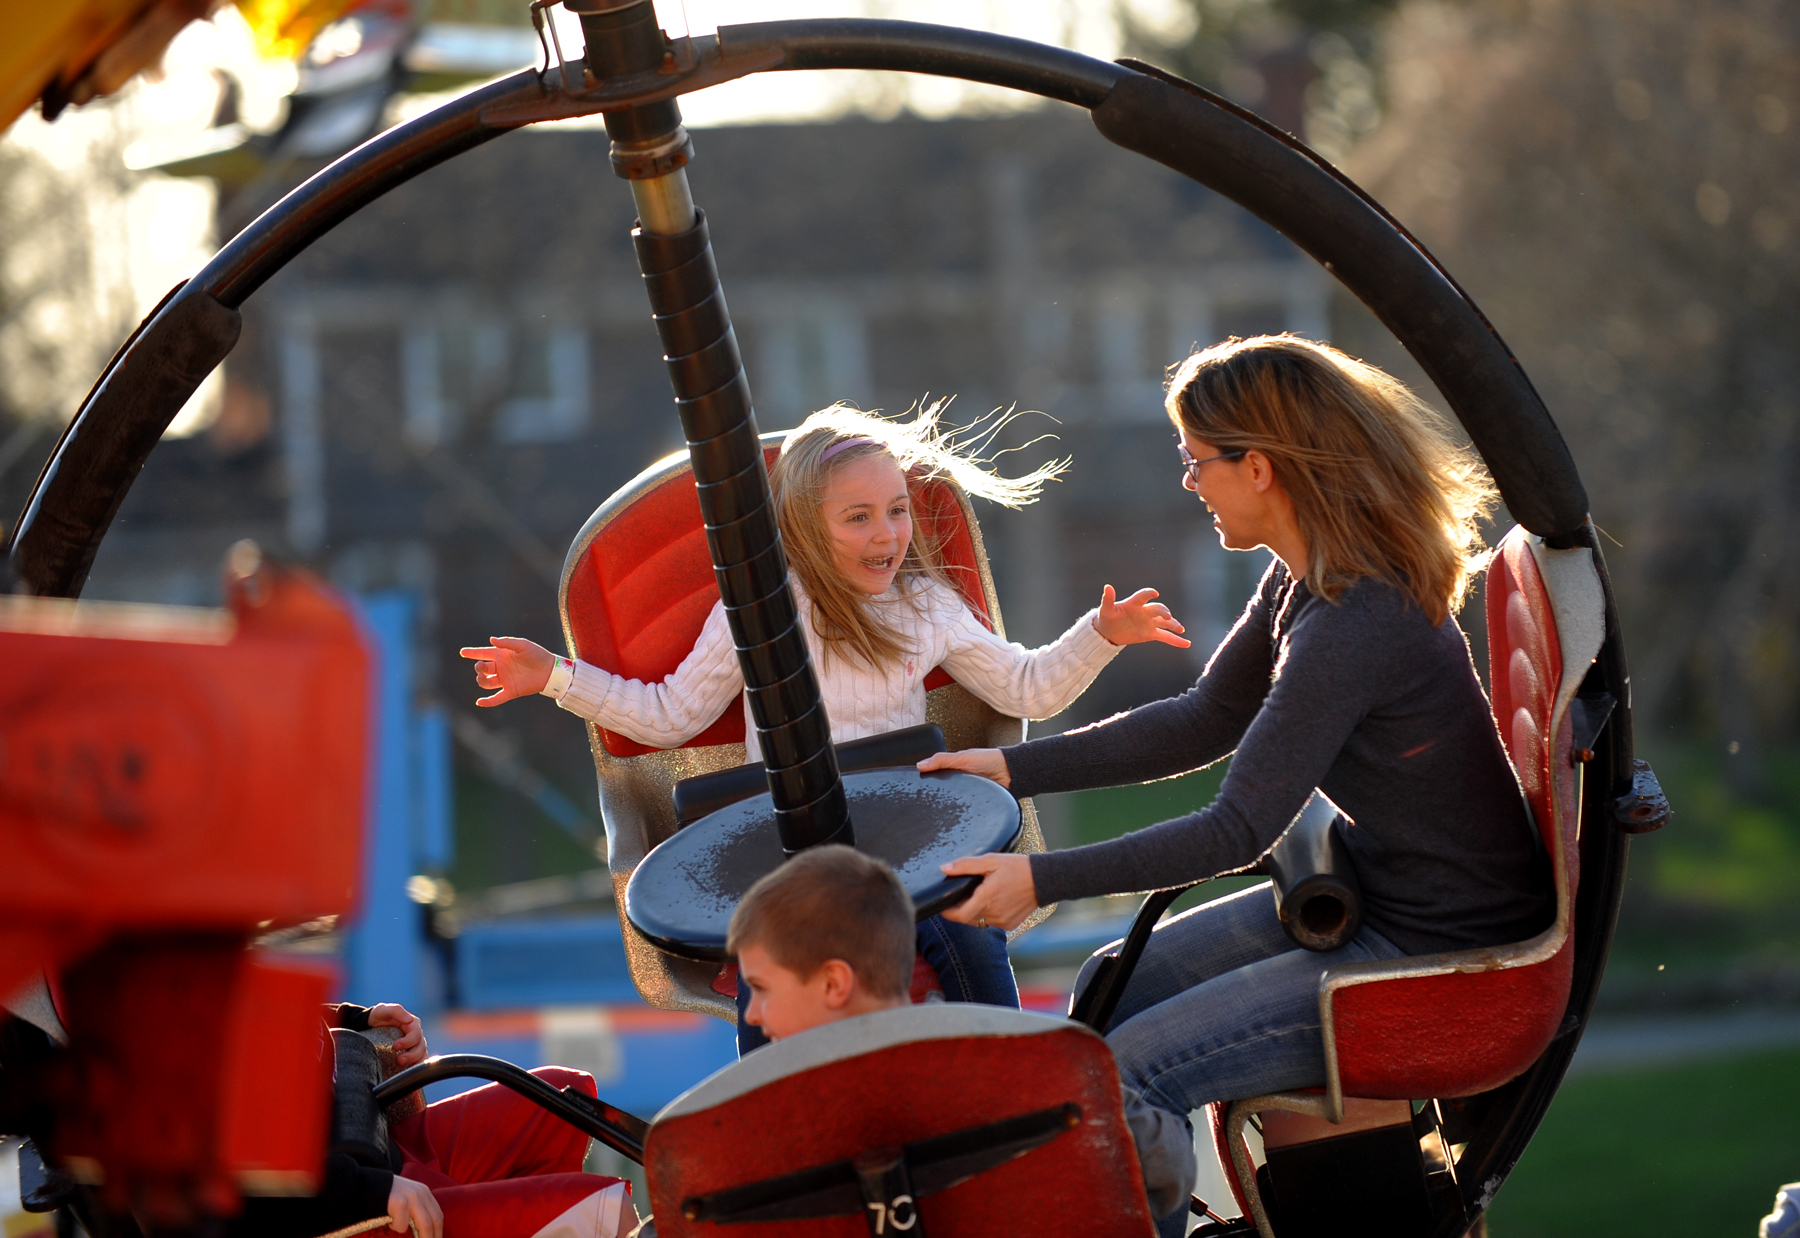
2, 3, 1673, 1235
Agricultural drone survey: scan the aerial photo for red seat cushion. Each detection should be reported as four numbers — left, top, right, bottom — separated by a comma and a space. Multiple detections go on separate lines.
1332, 944, 1573, 1098
566, 447, 992, 757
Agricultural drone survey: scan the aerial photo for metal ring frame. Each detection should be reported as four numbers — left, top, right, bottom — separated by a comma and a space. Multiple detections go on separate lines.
5, 19, 1637, 1236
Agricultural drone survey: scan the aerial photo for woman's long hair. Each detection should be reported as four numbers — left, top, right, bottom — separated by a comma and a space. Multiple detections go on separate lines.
772, 401, 1066, 668
1166, 335, 1497, 624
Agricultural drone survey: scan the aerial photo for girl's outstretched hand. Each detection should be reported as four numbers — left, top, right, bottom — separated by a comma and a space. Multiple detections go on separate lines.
939, 853, 1038, 932
459, 636, 556, 706
917, 748, 1011, 788
1093, 585, 1190, 648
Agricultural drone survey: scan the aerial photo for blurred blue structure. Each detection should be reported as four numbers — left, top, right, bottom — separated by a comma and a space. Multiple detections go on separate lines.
412, 706, 454, 873
430, 913, 738, 1112
342, 591, 441, 1015
454, 917, 640, 1009
1005, 912, 1136, 967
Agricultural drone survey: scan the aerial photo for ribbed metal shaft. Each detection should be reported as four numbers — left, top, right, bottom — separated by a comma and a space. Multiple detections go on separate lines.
631, 215, 849, 850
573, 0, 850, 852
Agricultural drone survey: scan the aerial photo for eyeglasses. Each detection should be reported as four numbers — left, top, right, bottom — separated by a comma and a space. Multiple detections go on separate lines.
1179, 444, 1246, 487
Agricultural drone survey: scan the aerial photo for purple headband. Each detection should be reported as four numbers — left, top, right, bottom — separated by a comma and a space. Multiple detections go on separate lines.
820, 436, 880, 463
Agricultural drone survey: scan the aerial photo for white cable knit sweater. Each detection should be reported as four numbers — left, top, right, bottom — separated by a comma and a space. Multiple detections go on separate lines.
548, 578, 1121, 762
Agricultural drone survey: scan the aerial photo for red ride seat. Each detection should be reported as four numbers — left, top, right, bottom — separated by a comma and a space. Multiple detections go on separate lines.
1214, 524, 1607, 1236
643, 1004, 1158, 1237
559, 436, 1054, 1017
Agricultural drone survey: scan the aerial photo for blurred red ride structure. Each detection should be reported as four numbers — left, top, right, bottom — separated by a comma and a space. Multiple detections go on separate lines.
0, 550, 370, 1225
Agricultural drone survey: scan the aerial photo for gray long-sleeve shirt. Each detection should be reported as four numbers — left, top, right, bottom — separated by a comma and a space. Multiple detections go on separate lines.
1014, 562, 1552, 956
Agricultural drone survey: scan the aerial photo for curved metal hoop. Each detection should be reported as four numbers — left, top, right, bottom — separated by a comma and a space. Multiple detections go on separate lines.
4, 23, 1635, 1235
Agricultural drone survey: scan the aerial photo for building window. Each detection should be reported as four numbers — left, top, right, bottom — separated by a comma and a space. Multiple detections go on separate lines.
402, 320, 590, 446
494, 327, 590, 444
750, 302, 871, 426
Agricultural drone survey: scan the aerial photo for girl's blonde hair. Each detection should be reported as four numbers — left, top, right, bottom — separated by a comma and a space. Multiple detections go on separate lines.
1166, 335, 1497, 624
771, 401, 1065, 668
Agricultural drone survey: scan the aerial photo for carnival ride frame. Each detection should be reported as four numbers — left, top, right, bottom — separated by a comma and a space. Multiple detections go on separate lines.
5, 17, 1661, 1237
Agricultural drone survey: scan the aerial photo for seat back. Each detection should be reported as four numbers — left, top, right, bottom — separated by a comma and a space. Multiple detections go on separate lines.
643, 1005, 1156, 1237
560, 436, 1051, 1017
1318, 525, 1606, 1111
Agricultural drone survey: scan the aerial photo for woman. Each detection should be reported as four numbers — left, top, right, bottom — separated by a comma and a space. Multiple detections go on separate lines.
920, 335, 1552, 1235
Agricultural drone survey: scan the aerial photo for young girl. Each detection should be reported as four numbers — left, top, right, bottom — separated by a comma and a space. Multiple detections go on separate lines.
461, 403, 1189, 1052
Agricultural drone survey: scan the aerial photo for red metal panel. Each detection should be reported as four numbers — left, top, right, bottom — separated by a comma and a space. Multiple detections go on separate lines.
217, 954, 336, 1195
0, 567, 368, 995
1, 565, 365, 1217
57, 941, 336, 1216
645, 1028, 1154, 1238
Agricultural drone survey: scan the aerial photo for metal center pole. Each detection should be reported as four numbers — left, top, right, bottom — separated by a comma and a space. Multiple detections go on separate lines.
570, 0, 851, 852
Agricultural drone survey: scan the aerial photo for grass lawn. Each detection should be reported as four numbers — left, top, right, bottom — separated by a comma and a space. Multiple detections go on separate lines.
1487, 1045, 1800, 1237
1061, 765, 1228, 848
1052, 766, 1267, 913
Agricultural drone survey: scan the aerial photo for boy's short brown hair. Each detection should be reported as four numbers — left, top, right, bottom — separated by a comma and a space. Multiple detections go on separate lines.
726, 845, 914, 1000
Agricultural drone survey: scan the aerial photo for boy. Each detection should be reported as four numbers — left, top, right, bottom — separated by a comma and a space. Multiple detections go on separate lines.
731, 845, 915, 1041
727, 846, 1196, 1224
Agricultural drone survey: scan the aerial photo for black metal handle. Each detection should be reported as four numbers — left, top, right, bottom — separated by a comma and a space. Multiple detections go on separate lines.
1266, 793, 1362, 952
373, 1054, 649, 1163
1069, 882, 1200, 1032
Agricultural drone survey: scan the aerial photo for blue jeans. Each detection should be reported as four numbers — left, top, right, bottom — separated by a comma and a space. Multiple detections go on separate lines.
736, 914, 1018, 1055
1074, 882, 1405, 1237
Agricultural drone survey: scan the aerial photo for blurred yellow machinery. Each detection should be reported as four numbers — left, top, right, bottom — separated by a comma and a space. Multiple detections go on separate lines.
1, 0, 358, 130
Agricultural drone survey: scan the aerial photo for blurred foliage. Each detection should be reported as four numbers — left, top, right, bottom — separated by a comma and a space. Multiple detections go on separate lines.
0, 127, 136, 432
1063, 763, 1227, 847
1117, 0, 1402, 159
449, 769, 598, 895
1646, 745, 1800, 914
1488, 1045, 1800, 1237
1600, 739, 1800, 1010
1347, 0, 1800, 775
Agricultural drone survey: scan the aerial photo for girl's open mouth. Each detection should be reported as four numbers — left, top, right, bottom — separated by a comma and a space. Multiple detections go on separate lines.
861, 555, 896, 571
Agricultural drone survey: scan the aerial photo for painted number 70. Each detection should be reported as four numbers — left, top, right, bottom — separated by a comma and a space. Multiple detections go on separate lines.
866, 1195, 918, 1233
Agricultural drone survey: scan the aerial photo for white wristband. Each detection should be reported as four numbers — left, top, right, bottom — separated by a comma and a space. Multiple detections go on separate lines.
542, 655, 576, 699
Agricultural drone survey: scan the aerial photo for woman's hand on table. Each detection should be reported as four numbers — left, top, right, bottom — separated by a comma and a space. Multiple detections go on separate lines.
917, 747, 1011, 788
459, 636, 554, 705
1094, 585, 1190, 648
939, 853, 1038, 932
